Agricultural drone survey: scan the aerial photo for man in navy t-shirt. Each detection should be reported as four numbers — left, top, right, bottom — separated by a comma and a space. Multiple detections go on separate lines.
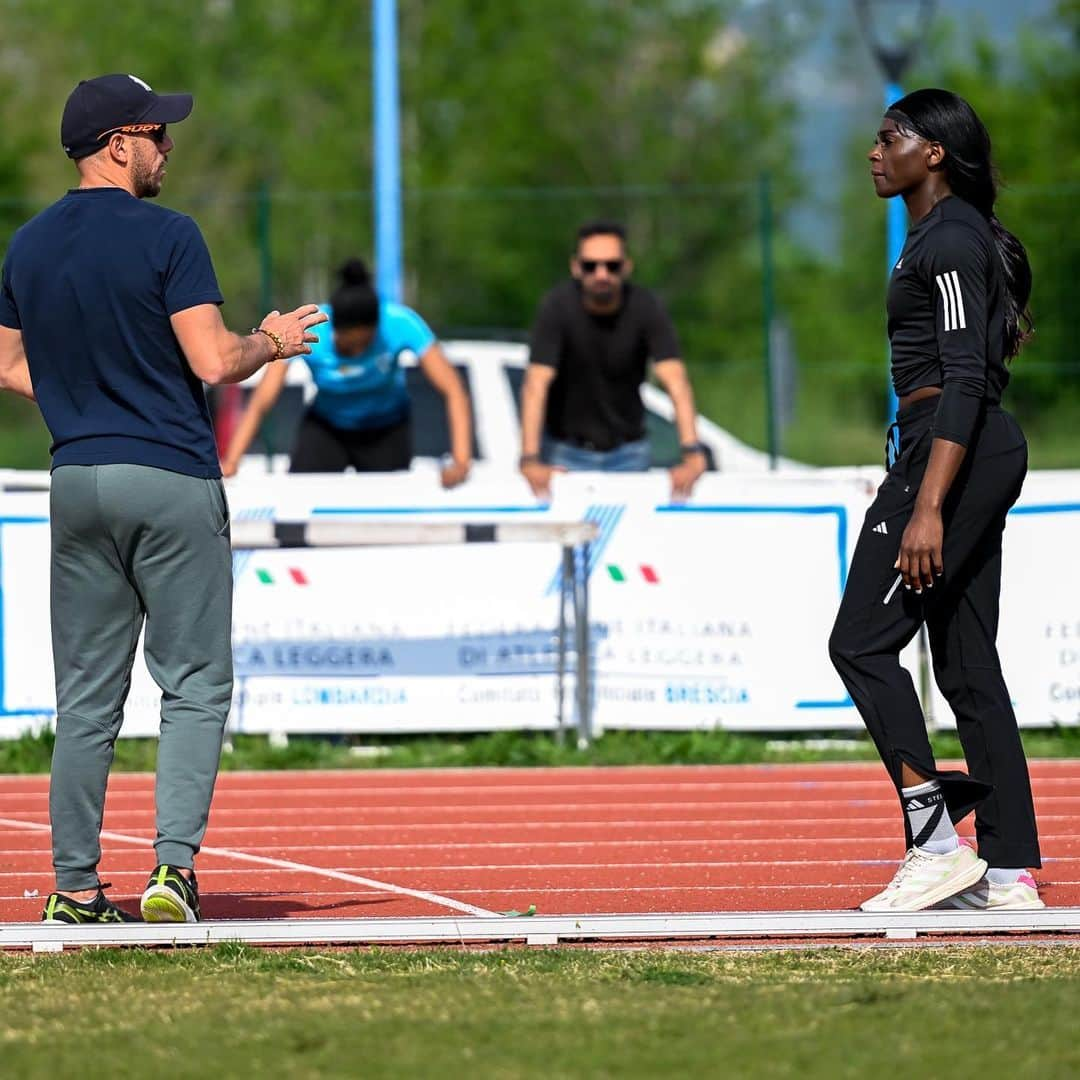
0, 73, 326, 926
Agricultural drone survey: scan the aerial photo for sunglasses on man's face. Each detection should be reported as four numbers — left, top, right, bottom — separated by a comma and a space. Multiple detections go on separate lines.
578, 258, 624, 275
100, 123, 168, 145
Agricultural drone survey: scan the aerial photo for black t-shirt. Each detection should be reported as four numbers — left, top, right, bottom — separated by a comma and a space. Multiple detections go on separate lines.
0, 188, 224, 476
887, 195, 1009, 447
528, 280, 680, 450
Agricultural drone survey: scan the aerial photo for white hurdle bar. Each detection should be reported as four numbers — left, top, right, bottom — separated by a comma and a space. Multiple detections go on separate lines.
231, 518, 600, 744
7, 909, 1080, 952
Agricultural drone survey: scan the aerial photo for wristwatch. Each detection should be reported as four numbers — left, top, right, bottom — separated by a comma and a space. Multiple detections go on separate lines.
679, 442, 707, 457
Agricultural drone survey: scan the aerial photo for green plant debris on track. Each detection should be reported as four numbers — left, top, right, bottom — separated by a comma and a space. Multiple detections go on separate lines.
1, 945, 1078, 1078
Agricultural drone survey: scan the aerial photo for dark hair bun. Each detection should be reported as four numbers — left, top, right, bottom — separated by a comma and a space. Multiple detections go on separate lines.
331, 257, 380, 329
339, 258, 371, 287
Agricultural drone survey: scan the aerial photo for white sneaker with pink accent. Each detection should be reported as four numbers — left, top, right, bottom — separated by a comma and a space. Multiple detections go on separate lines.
934, 871, 1045, 911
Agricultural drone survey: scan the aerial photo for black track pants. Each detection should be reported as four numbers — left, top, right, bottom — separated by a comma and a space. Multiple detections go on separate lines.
829, 397, 1040, 868
289, 410, 412, 473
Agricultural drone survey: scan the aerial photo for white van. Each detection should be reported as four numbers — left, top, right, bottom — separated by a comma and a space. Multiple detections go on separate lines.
220, 340, 794, 476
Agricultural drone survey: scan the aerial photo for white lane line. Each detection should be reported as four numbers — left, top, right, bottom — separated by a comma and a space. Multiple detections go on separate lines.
7, 837, 1078, 856
0, 869, 388, 880
6, 760, 1078, 783
0, 780, 931, 800
0, 838, 937, 856
6, 776, 1079, 801
5, 776, 1077, 800
0, 886, 890, 901
1, 857, 1071, 878
5, 814, 1080, 833
0, 816, 498, 918
281, 858, 1061, 872
217, 880, 1074, 895
4, 880, 1069, 903
435, 884, 930, 893
166, 814, 1080, 833
0, 801, 927, 816
12, 796, 1077, 819
0, 857, 925, 877
6, 812, 1080, 833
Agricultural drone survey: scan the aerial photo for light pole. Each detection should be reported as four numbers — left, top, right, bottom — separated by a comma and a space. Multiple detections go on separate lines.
854, 0, 936, 420
373, 0, 404, 303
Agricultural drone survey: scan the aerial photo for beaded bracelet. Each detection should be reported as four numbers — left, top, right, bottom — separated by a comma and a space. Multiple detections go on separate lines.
252, 326, 285, 359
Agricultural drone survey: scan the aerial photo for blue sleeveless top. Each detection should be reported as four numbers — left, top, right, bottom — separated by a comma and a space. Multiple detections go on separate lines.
303, 300, 436, 430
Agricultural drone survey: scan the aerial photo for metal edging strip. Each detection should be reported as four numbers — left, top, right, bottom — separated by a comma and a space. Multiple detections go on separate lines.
7, 908, 1080, 951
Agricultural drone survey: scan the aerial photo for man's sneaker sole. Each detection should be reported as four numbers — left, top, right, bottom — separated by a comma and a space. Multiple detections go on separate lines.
861, 848, 988, 912
141, 885, 198, 923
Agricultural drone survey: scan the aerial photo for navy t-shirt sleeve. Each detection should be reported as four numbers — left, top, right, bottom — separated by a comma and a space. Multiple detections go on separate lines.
925, 220, 990, 447
161, 215, 224, 316
0, 256, 20, 329
644, 293, 681, 362
528, 291, 564, 369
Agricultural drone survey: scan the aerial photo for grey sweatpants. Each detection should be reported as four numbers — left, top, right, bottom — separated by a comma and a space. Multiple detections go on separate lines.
49, 464, 233, 891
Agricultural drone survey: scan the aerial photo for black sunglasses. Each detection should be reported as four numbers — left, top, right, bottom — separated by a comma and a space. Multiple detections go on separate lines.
100, 123, 168, 145
579, 258, 624, 275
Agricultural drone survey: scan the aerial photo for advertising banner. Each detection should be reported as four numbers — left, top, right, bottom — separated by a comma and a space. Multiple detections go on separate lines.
1, 468, 1075, 738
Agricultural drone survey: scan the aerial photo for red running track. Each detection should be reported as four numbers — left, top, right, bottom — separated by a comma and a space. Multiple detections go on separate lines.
2, 761, 1079, 923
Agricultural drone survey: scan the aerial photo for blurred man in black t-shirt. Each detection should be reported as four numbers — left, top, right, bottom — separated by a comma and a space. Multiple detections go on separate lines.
520, 220, 707, 499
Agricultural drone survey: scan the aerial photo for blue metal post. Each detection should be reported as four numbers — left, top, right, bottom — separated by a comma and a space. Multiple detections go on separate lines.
373, 0, 404, 303
759, 173, 779, 469
884, 79, 905, 420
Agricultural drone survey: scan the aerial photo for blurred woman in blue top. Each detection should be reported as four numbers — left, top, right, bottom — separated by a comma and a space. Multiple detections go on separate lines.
222, 258, 473, 486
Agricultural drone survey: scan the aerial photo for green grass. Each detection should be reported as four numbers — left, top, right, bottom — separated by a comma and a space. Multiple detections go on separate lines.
1, 945, 1078, 1077
5, 725, 1080, 774
0, 396, 51, 470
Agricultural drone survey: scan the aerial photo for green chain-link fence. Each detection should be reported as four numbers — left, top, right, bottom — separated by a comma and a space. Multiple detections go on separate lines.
1, 179, 1077, 469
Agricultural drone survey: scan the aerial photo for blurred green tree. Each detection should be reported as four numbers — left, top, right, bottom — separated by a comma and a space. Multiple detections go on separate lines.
773, 0, 1079, 464
0, 0, 1073, 466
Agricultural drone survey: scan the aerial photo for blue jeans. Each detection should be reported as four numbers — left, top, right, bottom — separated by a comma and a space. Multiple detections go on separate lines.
544, 436, 652, 472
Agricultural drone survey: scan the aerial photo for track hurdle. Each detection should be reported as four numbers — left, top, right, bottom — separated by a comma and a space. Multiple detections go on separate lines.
230, 517, 599, 745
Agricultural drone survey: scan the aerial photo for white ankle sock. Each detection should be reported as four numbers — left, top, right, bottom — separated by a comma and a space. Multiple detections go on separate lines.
986, 867, 1025, 885
902, 779, 960, 854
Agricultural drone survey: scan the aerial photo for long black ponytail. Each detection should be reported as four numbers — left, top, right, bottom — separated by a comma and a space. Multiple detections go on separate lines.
329, 257, 380, 329
886, 88, 1033, 358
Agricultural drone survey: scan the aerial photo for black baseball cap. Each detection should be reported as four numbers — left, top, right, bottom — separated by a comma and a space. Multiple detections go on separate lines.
61, 74, 193, 160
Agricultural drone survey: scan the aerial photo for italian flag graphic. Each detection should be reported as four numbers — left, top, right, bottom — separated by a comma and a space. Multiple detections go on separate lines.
606, 564, 659, 584
254, 567, 309, 586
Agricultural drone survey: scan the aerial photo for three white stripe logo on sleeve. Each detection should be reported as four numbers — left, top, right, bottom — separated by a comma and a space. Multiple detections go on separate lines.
935, 270, 967, 331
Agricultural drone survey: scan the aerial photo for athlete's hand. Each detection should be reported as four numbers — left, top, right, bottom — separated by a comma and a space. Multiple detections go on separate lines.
259, 304, 328, 359
521, 461, 564, 500
440, 457, 471, 489
220, 457, 239, 479
896, 507, 944, 595
668, 451, 707, 501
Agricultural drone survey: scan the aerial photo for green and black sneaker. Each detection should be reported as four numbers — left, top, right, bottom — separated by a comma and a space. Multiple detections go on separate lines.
141, 864, 201, 923
41, 884, 140, 924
